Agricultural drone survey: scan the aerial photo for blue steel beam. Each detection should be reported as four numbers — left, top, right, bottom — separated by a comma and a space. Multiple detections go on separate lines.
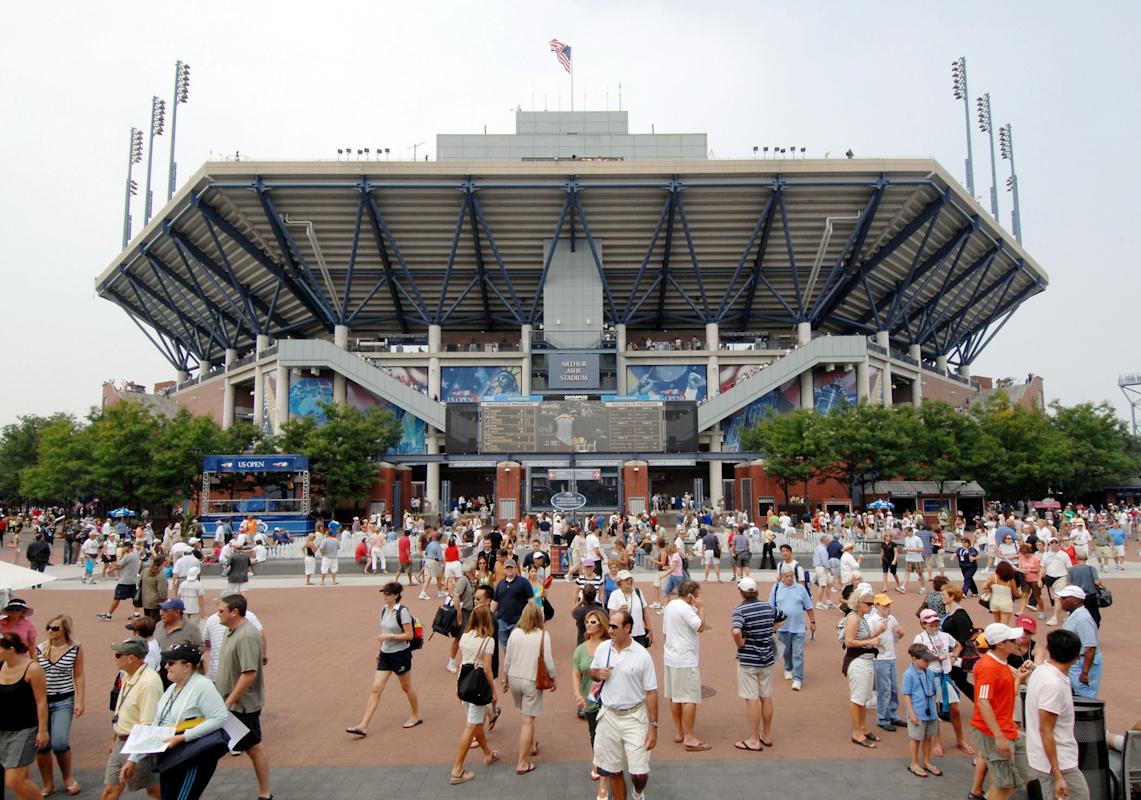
881, 201, 944, 329
928, 261, 1024, 351
717, 188, 778, 322
436, 193, 472, 323
143, 251, 233, 350
469, 191, 524, 324
621, 194, 674, 322
362, 187, 433, 324
340, 191, 368, 325
737, 188, 781, 330
360, 194, 409, 333
813, 191, 946, 327
673, 193, 711, 321
121, 276, 202, 361
945, 263, 1021, 348
527, 190, 574, 324
468, 196, 493, 326
164, 236, 243, 344
808, 177, 887, 322
776, 192, 805, 319
104, 288, 185, 369
878, 223, 974, 332
656, 185, 679, 324
170, 226, 266, 335
913, 244, 1000, 344
193, 198, 333, 329
256, 183, 339, 327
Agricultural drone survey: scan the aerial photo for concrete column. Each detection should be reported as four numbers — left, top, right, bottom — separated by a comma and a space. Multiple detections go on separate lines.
255, 334, 270, 355
252, 368, 264, 432
615, 323, 627, 394
909, 344, 923, 407
429, 324, 443, 353
705, 321, 720, 400
197, 360, 213, 382
959, 363, 971, 380
175, 370, 190, 385
426, 434, 441, 517
936, 354, 948, 375
796, 321, 812, 346
708, 427, 723, 510
225, 348, 238, 369
706, 322, 720, 351
856, 360, 870, 400
876, 331, 892, 407
800, 368, 815, 410
222, 380, 235, 430
274, 363, 289, 434
333, 324, 349, 406
519, 324, 531, 396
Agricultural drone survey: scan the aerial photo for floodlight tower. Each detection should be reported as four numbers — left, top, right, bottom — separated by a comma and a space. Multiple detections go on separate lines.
976, 92, 999, 219
1119, 373, 1141, 436
122, 127, 144, 248
167, 60, 190, 201
144, 96, 166, 224
951, 57, 975, 198
998, 123, 1022, 244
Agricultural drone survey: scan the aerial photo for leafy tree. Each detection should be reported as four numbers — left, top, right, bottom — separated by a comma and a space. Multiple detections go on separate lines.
813, 400, 920, 505
740, 409, 824, 506
276, 415, 318, 455
217, 421, 275, 455
19, 415, 91, 503
143, 410, 224, 509
912, 400, 982, 491
0, 415, 55, 501
1049, 401, 1141, 497
969, 391, 1071, 504
85, 402, 161, 511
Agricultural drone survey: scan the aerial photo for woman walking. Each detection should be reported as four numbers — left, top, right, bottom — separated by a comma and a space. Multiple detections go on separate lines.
842, 586, 885, 749
503, 602, 556, 775
955, 534, 980, 596
1016, 543, 1043, 618
303, 533, 318, 585
880, 530, 901, 593
346, 582, 422, 735
140, 555, 169, 621
35, 615, 85, 797
448, 606, 499, 785
981, 560, 1020, 625
572, 608, 610, 799
1040, 539, 1072, 625
120, 643, 228, 800
0, 632, 49, 800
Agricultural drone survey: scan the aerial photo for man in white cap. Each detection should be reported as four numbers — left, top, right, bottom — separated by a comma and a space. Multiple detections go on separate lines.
608, 570, 653, 648
1057, 586, 1101, 698
731, 576, 783, 751
970, 623, 1033, 800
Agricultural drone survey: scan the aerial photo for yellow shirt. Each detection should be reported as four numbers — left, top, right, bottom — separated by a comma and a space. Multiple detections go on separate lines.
113, 665, 164, 736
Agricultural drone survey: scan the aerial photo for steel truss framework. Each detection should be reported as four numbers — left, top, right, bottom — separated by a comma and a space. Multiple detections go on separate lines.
97, 163, 1046, 376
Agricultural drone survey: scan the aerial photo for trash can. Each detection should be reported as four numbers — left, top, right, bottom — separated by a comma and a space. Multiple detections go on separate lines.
1073, 697, 1113, 800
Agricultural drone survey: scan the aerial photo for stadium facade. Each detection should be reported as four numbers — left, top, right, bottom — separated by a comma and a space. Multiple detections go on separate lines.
95, 111, 1047, 521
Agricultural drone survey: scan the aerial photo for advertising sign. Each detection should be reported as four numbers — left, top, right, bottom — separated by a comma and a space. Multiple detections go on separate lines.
627, 364, 707, 401
440, 366, 522, 402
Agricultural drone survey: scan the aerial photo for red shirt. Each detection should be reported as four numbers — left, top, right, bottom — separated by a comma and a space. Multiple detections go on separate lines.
972, 653, 1018, 740
444, 545, 460, 563
398, 536, 412, 564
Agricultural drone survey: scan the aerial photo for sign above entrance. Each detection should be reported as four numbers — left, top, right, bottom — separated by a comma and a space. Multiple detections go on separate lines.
550, 353, 600, 389
548, 469, 602, 481
551, 491, 588, 511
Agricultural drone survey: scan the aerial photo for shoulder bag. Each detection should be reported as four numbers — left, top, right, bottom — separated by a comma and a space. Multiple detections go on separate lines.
535, 632, 555, 690
1095, 584, 1113, 608
456, 638, 493, 706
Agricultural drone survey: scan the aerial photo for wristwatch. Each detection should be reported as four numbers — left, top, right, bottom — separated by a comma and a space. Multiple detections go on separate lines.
649, 721, 659, 728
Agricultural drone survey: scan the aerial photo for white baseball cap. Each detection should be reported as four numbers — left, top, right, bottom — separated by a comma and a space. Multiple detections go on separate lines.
983, 623, 1024, 646
1055, 585, 1087, 600
737, 577, 758, 593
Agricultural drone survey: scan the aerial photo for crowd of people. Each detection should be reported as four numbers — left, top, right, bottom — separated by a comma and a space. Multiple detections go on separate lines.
0, 498, 1134, 800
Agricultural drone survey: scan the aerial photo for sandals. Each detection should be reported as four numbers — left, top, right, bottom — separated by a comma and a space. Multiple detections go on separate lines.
65, 782, 81, 797
488, 706, 502, 732
733, 740, 763, 752
450, 771, 476, 785
925, 765, 943, 777
684, 742, 712, 751
483, 750, 500, 767
516, 762, 536, 775
907, 766, 928, 778
402, 718, 423, 729
851, 736, 877, 749
345, 727, 367, 737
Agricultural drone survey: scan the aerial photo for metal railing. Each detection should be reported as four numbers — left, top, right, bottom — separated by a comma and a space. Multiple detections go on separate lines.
530, 330, 617, 350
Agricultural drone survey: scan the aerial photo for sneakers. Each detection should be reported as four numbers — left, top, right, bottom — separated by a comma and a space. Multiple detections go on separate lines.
1037, 611, 1045, 620
446, 659, 458, 674
815, 603, 828, 610
96, 613, 111, 620
894, 586, 906, 594
791, 680, 802, 691
437, 591, 448, 598
784, 670, 793, 680
1046, 617, 1058, 626
417, 592, 431, 601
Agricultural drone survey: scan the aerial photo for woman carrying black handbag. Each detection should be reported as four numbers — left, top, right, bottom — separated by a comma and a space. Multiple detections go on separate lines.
119, 643, 229, 800
449, 606, 500, 785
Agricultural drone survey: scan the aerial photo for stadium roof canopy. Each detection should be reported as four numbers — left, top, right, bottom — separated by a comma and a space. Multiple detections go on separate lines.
96, 158, 1046, 373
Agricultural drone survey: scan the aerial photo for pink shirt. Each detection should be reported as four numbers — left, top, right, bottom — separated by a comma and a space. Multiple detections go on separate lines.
1018, 554, 1040, 583
669, 552, 684, 577
0, 618, 36, 651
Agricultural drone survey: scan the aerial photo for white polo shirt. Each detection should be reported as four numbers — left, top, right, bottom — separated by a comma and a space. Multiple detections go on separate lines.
591, 639, 657, 710
607, 587, 647, 637
1025, 662, 1078, 773
661, 598, 701, 668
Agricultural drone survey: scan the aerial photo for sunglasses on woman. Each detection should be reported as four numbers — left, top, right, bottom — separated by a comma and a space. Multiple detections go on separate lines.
46, 625, 62, 632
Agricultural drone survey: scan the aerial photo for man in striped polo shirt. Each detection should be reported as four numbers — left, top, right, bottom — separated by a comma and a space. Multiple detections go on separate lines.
730, 577, 785, 752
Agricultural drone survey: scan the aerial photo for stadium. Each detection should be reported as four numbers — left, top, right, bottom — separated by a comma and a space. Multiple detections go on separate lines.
95, 110, 1047, 525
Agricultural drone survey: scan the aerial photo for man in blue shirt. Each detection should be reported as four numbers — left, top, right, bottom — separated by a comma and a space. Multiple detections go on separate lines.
769, 564, 814, 690
1109, 525, 1127, 570
1058, 586, 1101, 698
491, 559, 534, 652
419, 532, 445, 600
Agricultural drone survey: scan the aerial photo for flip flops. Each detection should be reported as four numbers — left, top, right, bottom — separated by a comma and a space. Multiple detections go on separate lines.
684, 742, 712, 751
345, 727, 367, 737
516, 763, 537, 776
734, 740, 763, 752
851, 736, 877, 749
402, 718, 423, 729
907, 766, 928, 778
450, 771, 476, 785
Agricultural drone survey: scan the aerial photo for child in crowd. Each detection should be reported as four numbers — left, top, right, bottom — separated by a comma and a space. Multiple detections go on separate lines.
901, 643, 943, 778
177, 566, 204, 623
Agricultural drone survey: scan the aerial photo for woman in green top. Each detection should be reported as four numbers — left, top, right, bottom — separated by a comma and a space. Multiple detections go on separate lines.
474, 554, 491, 587
572, 607, 610, 800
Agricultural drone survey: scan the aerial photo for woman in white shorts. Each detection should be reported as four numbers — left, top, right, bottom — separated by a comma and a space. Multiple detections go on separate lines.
843, 586, 884, 749
449, 606, 499, 784
503, 602, 555, 775
302, 534, 317, 586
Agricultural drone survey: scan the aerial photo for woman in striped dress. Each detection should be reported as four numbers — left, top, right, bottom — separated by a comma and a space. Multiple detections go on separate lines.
35, 614, 84, 796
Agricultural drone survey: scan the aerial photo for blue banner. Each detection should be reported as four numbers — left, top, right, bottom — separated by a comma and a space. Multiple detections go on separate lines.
626, 364, 707, 401
440, 366, 522, 402
204, 454, 309, 473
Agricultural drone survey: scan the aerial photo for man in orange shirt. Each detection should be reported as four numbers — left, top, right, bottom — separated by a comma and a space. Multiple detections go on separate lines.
969, 623, 1034, 800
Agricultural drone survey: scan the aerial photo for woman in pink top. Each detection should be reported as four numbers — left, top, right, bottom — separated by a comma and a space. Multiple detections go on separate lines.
661, 544, 686, 604
1017, 543, 1042, 616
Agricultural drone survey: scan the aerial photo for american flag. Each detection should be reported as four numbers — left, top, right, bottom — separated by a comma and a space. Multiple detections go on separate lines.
549, 39, 572, 73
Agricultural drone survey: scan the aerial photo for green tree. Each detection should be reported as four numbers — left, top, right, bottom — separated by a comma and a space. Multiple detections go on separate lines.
296, 402, 401, 512
18, 415, 92, 503
217, 421, 275, 455
740, 409, 824, 506
1049, 401, 1140, 497
912, 400, 982, 491
143, 410, 224, 509
0, 415, 55, 501
85, 402, 161, 511
969, 391, 1071, 504
813, 400, 920, 504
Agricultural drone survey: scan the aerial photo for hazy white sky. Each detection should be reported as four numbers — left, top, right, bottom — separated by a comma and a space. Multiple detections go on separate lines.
2, 1, 1139, 426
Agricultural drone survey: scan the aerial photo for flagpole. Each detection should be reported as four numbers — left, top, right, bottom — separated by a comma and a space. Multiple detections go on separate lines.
571, 60, 575, 112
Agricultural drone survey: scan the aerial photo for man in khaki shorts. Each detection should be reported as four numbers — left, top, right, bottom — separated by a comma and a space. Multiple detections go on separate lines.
102, 637, 162, 799
730, 576, 783, 751
661, 579, 708, 751
590, 609, 659, 800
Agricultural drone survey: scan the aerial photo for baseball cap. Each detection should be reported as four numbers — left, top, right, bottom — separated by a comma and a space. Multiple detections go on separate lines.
919, 609, 940, 624
873, 593, 893, 606
582, 558, 596, 568
907, 644, 938, 662
1055, 585, 1086, 600
159, 598, 185, 612
160, 643, 203, 666
983, 623, 1024, 647
615, 570, 633, 581
737, 577, 758, 593
1014, 614, 1038, 635
110, 637, 148, 658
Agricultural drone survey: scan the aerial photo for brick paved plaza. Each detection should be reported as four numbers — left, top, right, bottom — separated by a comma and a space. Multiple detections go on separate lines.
6, 549, 1139, 799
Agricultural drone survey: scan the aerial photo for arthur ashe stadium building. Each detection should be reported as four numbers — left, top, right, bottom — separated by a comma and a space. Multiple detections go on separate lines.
95, 110, 1047, 524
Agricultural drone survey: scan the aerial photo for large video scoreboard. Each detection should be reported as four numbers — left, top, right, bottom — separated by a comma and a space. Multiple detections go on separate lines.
446, 400, 698, 455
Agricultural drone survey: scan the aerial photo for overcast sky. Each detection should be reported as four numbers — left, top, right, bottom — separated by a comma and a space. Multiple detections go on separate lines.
2, 1, 1138, 427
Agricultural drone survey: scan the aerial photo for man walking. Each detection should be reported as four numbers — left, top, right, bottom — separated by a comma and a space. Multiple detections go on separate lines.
731, 524, 752, 581
102, 638, 162, 799
733, 576, 783, 751
590, 609, 659, 800
608, 570, 653, 649
1057, 586, 1102, 698
1026, 629, 1090, 800
769, 564, 814, 690
662, 579, 708, 751
154, 598, 204, 652
420, 531, 444, 599
902, 527, 926, 594
700, 527, 721, 583
491, 559, 534, 653
214, 593, 272, 800
97, 541, 142, 620
319, 528, 340, 587
812, 534, 834, 609
971, 623, 1033, 800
